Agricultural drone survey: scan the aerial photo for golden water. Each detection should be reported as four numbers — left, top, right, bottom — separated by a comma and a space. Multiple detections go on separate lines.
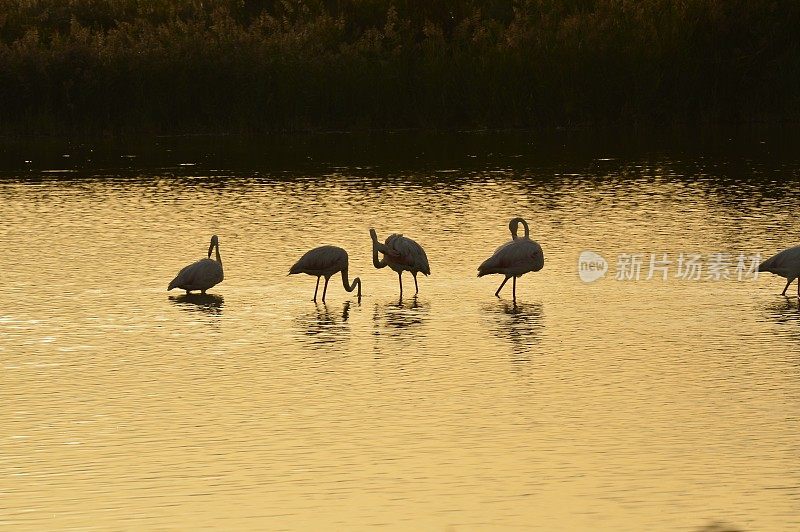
2, 133, 799, 530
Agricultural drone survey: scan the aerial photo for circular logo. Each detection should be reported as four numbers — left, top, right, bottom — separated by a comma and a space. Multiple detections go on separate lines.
578, 250, 608, 283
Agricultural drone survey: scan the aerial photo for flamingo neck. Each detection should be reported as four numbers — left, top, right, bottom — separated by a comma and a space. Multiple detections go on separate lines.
519, 219, 530, 239
371, 230, 387, 269
509, 217, 530, 239
341, 267, 361, 298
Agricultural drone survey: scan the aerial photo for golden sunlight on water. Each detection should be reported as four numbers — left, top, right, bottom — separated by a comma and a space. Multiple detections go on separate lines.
2, 133, 800, 530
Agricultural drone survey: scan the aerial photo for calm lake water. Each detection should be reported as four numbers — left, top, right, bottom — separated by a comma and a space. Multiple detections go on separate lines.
2, 130, 800, 530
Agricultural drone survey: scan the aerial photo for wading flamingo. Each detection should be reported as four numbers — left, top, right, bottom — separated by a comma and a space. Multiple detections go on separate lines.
370, 228, 430, 296
290, 245, 361, 302
168, 235, 224, 294
478, 217, 544, 300
759, 244, 800, 297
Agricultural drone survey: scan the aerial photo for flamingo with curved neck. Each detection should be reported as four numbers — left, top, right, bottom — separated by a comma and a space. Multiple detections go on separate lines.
478, 217, 544, 300
370, 227, 430, 297
509, 217, 530, 240
290, 245, 361, 303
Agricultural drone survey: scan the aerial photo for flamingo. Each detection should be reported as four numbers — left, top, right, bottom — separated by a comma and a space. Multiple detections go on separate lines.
168, 235, 224, 294
289, 245, 361, 302
758, 244, 800, 297
370, 228, 430, 296
478, 217, 544, 300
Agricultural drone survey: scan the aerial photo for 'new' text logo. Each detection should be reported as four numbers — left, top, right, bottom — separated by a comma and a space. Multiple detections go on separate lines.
578, 250, 608, 283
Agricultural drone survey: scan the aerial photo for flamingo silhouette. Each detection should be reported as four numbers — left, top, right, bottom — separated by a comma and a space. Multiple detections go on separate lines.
759, 244, 800, 297
290, 245, 361, 302
370, 228, 430, 297
168, 235, 224, 294
478, 218, 544, 300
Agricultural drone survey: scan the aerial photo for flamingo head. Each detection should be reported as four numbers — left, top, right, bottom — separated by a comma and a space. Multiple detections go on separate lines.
208, 235, 219, 257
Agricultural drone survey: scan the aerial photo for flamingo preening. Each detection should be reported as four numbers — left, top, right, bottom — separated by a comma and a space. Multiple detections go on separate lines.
168, 235, 224, 294
370, 228, 430, 296
289, 245, 362, 302
478, 217, 544, 300
759, 244, 800, 297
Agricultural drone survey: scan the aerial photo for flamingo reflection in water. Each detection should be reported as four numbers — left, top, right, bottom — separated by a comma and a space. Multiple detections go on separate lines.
488, 300, 544, 358
168, 293, 224, 316
296, 301, 352, 346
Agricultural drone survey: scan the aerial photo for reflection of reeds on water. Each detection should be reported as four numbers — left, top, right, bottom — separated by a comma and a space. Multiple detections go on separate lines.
168, 293, 224, 316
372, 296, 429, 335
485, 300, 544, 359
295, 301, 351, 346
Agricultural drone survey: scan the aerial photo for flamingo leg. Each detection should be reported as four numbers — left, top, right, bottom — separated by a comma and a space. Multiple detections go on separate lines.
495, 276, 510, 297
512, 277, 517, 301
398, 271, 403, 297
413, 273, 419, 294
313, 276, 320, 301
781, 278, 792, 296
322, 276, 330, 303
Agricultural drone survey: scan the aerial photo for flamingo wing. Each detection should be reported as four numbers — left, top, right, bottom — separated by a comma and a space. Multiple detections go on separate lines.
386, 234, 430, 274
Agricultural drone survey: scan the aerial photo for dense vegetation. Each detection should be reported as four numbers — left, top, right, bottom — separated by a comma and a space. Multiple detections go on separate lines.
1, 0, 799, 134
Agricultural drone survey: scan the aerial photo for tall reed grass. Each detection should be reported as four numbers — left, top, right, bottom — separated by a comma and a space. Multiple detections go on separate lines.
1, 0, 798, 133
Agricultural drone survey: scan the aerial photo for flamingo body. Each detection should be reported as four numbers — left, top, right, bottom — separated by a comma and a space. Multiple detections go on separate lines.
478, 238, 544, 277
478, 217, 543, 299
381, 234, 431, 276
168, 235, 224, 294
290, 245, 361, 302
759, 244, 800, 296
370, 229, 430, 296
